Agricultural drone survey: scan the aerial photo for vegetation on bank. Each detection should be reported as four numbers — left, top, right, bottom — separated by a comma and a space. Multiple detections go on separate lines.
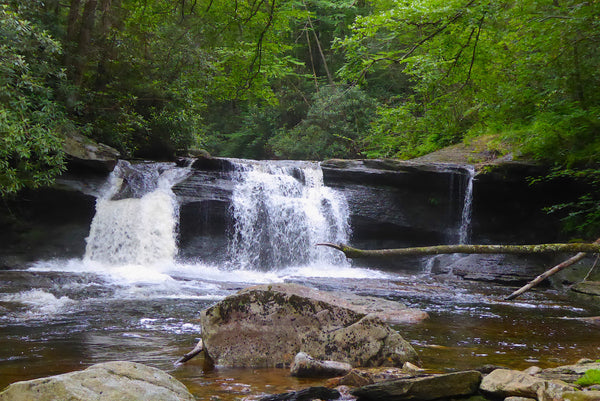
0, 0, 598, 235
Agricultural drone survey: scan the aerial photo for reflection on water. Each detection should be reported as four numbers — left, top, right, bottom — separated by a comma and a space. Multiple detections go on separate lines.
1, 261, 599, 400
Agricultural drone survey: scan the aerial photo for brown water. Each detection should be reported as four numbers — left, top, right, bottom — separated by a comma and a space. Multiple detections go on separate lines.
0, 265, 599, 400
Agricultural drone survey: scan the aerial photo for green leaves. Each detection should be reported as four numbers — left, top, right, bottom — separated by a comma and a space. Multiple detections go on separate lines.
0, 5, 66, 195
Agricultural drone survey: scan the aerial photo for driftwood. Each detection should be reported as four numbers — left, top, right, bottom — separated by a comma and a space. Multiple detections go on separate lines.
505, 238, 600, 300
174, 339, 204, 365
318, 239, 600, 300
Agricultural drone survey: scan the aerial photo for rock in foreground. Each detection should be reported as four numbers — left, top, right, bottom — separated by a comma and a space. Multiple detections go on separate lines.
350, 370, 482, 401
200, 283, 420, 368
0, 361, 194, 401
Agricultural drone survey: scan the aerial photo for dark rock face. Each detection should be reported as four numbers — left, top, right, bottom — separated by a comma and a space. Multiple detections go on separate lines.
321, 159, 472, 269
471, 161, 583, 245
442, 254, 556, 286
0, 184, 97, 268
172, 164, 238, 262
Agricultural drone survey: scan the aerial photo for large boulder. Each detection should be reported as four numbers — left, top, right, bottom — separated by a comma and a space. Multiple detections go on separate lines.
63, 131, 120, 173
199, 283, 420, 368
0, 361, 194, 401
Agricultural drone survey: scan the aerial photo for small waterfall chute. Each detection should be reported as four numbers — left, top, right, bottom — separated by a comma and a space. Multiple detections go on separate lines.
228, 161, 351, 270
84, 161, 191, 266
458, 165, 475, 244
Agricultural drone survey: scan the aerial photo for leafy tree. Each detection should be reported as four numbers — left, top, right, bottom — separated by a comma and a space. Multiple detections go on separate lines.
269, 85, 379, 159
336, 0, 600, 163
0, 5, 68, 195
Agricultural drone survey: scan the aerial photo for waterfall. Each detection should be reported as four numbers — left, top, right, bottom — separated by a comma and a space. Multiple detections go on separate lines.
228, 161, 350, 270
84, 161, 191, 265
458, 165, 475, 244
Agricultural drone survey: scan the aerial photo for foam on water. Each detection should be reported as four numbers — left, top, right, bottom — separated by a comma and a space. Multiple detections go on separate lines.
0, 289, 74, 319
20, 159, 381, 307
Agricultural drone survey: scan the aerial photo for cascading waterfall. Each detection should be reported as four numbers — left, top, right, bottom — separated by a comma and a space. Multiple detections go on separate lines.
228, 161, 350, 270
458, 165, 475, 244
84, 161, 191, 265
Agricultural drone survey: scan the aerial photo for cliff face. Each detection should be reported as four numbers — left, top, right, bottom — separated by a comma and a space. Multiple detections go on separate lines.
0, 155, 586, 273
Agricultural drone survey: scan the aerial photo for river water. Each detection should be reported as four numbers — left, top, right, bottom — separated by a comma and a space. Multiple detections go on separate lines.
0, 160, 598, 400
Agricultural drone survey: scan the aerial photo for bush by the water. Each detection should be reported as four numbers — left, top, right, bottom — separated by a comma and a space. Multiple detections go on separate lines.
575, 369, 600, 387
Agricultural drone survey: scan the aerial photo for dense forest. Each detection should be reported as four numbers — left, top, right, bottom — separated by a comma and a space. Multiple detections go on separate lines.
1, 0, 599, 235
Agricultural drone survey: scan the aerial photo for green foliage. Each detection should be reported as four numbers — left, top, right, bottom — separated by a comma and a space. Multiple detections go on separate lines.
336, 0, 600, 164
0, 5, 67, 195
269, 85, 379, 159
575, 369, 600, 387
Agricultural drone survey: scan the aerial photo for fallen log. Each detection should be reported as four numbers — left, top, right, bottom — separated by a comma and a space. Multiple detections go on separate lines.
317, 242, 600, 258
318, 239, 600, 300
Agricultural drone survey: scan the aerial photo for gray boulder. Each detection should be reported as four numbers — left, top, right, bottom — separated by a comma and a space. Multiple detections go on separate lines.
0, 361, 194, 401
350, 370, 482, 401
63, 131, 120, 173
200, 283, 420, 368
480, 368, 575, 400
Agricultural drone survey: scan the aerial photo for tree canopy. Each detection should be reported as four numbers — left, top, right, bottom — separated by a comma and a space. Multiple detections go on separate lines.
1, 0, 599, 234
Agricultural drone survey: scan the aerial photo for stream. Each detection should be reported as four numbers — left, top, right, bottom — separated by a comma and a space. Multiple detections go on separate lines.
0, 160, 598, 400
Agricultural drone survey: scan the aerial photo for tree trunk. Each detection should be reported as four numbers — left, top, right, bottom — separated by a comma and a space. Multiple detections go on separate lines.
317, 242, 600, 258
505, 237, 600, 300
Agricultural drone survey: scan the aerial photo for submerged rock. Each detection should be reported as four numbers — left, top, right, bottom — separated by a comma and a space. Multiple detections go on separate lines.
259, 386, 341, 401
199, 283, 420, 368
350, 370, 482, 401
0, 361, 194, 401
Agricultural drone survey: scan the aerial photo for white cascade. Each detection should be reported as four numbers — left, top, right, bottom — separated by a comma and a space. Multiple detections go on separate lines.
84, 161, 191, 265
228, 161, 350, 270
458, 165, 475, 244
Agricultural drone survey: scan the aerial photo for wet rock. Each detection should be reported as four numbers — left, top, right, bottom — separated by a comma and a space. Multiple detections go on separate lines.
480, 368, 575, 400
570, 281, 600, 297
350, 370, 482, 401
290, 352, 352, 378
190, 154, 238, 172
0, 361, 194, 401
321, 159, 470, 267
504, 397, 537, 401
172, 167, 236, 263
538, 361, 600, 383
332, 367, 413, 388
449, 254, 554, 286
199, 283, 420, 368
0, 186, 97, 266
522, 366, 543, 375
259, 386, 341, 401
63, 131, 120, 173
562, 391, 600, 401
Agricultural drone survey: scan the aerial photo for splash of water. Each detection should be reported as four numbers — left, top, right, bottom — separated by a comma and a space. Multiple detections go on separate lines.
228, 161, 351, 270
84, 161, 191, 265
